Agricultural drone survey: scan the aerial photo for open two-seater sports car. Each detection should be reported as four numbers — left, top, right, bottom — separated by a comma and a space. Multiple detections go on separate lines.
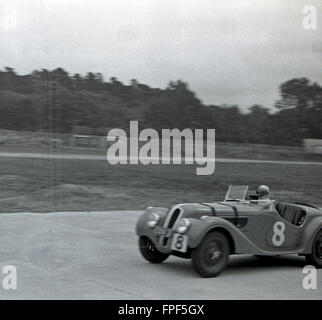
136, 185, 322, 277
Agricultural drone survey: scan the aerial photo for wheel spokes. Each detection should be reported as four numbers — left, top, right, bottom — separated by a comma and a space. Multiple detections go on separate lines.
203, 243, 222, 266
147, 240, 155, 252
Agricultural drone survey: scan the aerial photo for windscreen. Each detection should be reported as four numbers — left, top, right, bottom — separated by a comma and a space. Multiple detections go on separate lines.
225, 185, 249, 201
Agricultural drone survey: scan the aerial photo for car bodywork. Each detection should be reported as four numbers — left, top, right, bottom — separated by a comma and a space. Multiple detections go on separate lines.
136, 186, 322, 258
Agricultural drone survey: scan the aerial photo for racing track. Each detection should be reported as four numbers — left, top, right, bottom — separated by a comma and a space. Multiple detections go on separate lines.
0, 211, 321, 299
0, 151, 321, 299
0, 151, 322, 166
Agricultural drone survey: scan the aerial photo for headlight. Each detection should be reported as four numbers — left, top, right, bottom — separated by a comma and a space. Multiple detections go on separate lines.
147, 212, 160, 228
175, 218, 190, 234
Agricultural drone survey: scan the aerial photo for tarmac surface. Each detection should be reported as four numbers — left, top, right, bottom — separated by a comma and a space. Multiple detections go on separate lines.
0, 211, 321, 299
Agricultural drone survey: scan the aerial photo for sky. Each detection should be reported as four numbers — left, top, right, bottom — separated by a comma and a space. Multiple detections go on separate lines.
0, 0, 321, 111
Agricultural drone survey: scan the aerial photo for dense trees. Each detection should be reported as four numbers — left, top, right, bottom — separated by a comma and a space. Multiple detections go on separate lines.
0, 67, 321, 146
275, 78, 322, 141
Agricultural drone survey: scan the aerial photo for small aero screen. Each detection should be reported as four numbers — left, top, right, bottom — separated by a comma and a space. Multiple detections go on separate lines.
225, 185, 249, 201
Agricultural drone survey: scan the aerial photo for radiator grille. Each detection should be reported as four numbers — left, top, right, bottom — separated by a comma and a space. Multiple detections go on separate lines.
167, 209, 181, 228
159, 207, 183, 247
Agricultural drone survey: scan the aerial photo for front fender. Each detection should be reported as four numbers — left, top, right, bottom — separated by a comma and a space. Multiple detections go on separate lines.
135, 207, 171, 254
186, 216, 268, 254
135, 207, 168, 236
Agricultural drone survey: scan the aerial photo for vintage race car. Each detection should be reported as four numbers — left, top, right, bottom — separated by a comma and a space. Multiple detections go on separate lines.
136, 185, 322, 277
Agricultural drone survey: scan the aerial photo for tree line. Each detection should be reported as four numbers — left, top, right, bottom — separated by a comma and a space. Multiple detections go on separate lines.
0, 67, 321, 146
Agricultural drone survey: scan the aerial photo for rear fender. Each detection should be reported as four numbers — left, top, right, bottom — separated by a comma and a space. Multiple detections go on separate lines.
301, 217, 322, 253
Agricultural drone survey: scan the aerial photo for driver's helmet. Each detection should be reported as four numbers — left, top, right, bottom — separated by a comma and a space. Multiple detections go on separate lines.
257, 185, 270, 198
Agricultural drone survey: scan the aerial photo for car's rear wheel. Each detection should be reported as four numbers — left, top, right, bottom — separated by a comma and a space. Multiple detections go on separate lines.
139, 236, 169, 263
305, 230, 322, 268
192, 231, 230, 277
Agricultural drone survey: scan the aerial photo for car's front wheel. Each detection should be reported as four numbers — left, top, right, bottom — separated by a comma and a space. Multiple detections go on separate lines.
192, 231, 230, 277
139, 236, 169, 263
305, 230, 322, 268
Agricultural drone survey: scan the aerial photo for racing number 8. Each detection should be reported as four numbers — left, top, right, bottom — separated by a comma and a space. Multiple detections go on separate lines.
175, 235, 184, 250
272, 221, 285, 246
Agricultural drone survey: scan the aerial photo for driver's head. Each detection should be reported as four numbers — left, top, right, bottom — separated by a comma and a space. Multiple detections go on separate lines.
257, 185, 270, 199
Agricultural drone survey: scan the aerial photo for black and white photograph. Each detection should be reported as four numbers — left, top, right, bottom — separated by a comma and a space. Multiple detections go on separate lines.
0, 0, 321, 305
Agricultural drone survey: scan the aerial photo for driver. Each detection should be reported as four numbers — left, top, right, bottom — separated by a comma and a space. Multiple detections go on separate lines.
256, 185, 272, 208
257, 185, 270, 200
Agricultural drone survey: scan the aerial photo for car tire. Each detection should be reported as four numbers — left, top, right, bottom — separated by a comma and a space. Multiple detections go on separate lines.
305, 230, 322, 268
192, 231, 230, 277
139, 236, 169, 263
